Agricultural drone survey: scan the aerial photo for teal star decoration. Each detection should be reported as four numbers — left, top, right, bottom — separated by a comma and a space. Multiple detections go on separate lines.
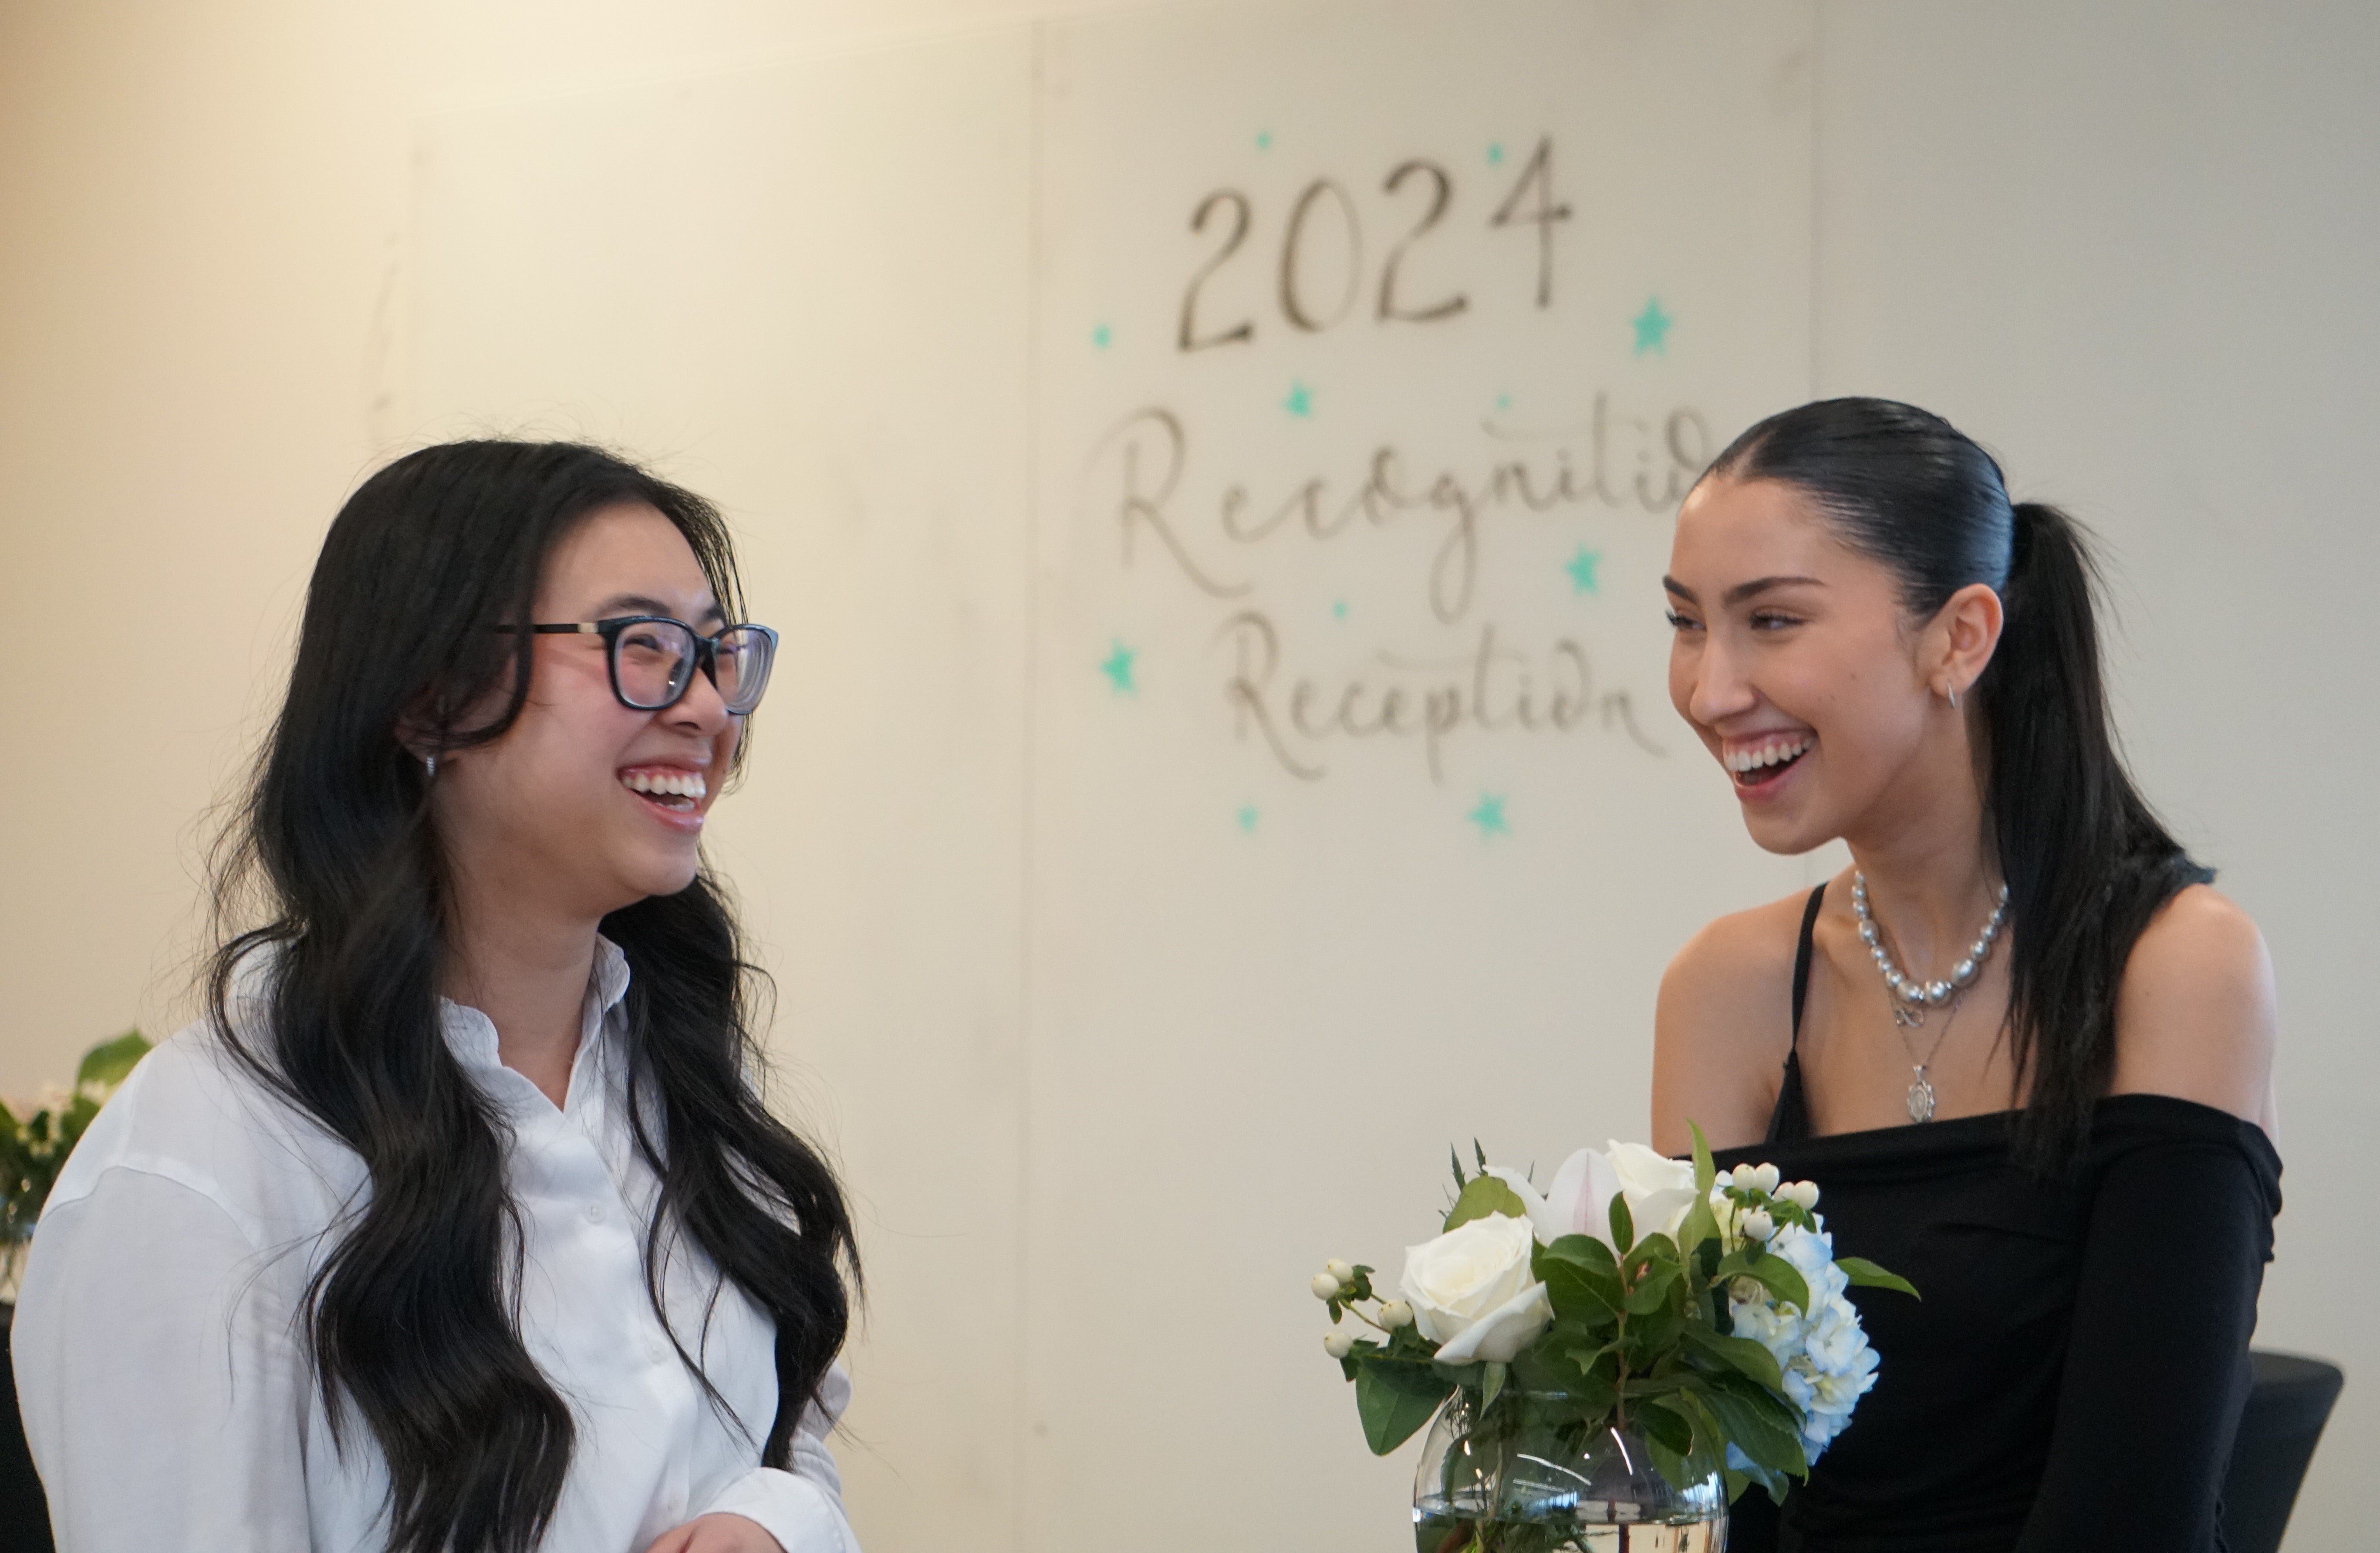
1284, 381, 1313, 417
1256, 130, 1272, 150
1566, 547, 1601, 595
1487, 142, 1505, 165
1469, 793, 1510, 837
1237, 804, 1259, 834
1091, 323, 1111, 349
1632, 297, 1672, 356
1100, 641, 1138, 695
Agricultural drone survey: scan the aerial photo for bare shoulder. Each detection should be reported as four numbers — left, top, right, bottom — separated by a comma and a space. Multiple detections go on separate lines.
1660, 892, 1811, 1039
1652, 888, 1816, 1153
2110, 884, 2278, 1131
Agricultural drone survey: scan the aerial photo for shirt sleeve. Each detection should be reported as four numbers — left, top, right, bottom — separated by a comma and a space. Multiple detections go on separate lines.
13, 1166, 314, 1553
2015, 1127, 2275, 1552
696, 1363, 858, 1553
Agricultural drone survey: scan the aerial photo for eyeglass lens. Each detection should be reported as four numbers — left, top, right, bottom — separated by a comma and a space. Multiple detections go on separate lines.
613, 621, 774, 714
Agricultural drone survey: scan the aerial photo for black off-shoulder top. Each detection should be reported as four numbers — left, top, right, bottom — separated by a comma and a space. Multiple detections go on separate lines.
1715, 885, 2282, 1553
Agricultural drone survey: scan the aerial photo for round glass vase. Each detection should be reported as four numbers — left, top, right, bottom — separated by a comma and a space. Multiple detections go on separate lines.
1411, 1388, 1728, 1553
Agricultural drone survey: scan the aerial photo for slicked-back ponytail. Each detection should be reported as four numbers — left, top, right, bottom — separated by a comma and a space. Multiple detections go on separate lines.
1705, 400, 2207, 1168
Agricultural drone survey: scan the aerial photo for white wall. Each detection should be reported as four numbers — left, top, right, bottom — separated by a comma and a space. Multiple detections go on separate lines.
2, 2, 2371, 1549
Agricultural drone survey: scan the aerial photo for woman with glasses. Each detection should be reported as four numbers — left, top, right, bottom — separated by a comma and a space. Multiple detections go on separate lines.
14, 442, 857, 1553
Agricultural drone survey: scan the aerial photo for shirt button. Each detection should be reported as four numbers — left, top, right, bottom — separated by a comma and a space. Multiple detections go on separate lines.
584, 1202, 605, 1224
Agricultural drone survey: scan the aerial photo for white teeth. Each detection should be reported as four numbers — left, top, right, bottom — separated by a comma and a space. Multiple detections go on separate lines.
622, 771, 706, 800
1726, 737, 1811, 773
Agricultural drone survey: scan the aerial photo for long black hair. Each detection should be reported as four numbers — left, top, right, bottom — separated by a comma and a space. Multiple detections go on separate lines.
206, 440, 858, 1553
1703, 398, 2208, 1168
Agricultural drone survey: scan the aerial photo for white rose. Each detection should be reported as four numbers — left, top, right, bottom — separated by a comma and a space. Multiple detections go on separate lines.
1607, 1141, 1702, 1242
1398, 1212, 1553, 1364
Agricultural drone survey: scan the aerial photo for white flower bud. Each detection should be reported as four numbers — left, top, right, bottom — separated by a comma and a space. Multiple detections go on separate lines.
1714, 1168, 1737, 1189
1742, 1208, 1775, 1242
1324, 1259, 1354, 1284
1323, 1327, 1357, 1359
1311, 1273, 1343, 1300
1380, 1300, 1414, 1330
1751, 1164, 1782, 1195
1782, 1180, 1820, 1211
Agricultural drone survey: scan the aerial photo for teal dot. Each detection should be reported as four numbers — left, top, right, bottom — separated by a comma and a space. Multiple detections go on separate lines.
1256, 130, 1273, 151
1487, 142, 1505, 165
1091, 323, 1111, 349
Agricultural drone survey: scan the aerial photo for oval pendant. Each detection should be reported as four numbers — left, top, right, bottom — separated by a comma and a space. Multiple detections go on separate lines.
1907, 1074, 1938, 1124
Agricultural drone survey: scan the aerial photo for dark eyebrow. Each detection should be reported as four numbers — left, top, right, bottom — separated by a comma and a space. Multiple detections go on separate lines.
1661, 575, 1826, 607
588, 593, 727, 625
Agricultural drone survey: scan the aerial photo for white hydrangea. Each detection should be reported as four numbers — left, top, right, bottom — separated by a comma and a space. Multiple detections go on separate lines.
1724, 1218, 1880, 1460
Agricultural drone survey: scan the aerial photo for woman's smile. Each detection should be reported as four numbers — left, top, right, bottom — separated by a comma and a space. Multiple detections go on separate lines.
1723, 732, 1816, 797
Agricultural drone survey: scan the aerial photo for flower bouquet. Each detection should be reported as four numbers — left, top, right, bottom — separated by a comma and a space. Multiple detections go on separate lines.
1313, 1130, 1914, 1549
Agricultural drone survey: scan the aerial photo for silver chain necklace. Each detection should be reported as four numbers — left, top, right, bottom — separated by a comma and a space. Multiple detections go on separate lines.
1851, 871, 2009, 1122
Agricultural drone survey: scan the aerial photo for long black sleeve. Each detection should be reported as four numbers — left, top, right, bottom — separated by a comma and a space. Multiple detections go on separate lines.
2014, 1117, 2280, 1551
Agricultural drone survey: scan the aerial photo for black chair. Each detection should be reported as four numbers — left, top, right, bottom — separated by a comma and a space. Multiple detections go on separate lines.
1689, 1349, 2340, 1553
2221, 1349, 2343, 1553
0, 1307, 53, 1553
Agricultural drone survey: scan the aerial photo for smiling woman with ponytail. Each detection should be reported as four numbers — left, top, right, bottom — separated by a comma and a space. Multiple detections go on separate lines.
1650, 399, 2279, 1551
13, 442, 861, 1553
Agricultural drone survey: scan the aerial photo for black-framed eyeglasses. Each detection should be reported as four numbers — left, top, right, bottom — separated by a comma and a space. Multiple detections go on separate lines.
515, 616, 779, 715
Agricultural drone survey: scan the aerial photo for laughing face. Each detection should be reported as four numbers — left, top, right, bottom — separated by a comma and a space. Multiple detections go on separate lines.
430, 501, 743, 921
1663, 476, 1945, 856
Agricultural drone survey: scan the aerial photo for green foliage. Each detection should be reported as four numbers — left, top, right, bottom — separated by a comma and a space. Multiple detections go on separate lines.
2, 1030, 150, 1249
1354, 1352, 1455, 1455
1835, 1257, 1921, 1299
1442, 1174, 1527, 1233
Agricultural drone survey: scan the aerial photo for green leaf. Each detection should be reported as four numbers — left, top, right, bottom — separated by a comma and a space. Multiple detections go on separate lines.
1354, 1359, 1455, 1456
1481, 1361, 1508, 1413
1539, 1233, 1620, 1274
1607, 1191, 1635, 1252
76, 1030, 150, 1090
1623, 1259, 1681, 1316
1635, 1395, 1694, 1455
1536, 1244, 1623, 1324
1718, 1246, 1810, 1314
1835, 1256, 1920, 1299
1700, 1373, 1809, 1479
1674, 1192, 1721, 1258
1450, 1144, 1468, 1191
1682, 1324, 1786, 1394
1443, 1174, 1528, 1232
1689, 1121, 1716, 1195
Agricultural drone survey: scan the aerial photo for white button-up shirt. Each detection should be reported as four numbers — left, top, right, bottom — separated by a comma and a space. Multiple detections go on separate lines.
13, 940, 856, 1553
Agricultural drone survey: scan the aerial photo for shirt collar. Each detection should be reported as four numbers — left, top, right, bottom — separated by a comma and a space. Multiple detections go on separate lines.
438, 935, 634, 1073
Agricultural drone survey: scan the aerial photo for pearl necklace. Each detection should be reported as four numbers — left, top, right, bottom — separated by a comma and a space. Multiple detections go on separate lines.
1851, 872, 2009, 1122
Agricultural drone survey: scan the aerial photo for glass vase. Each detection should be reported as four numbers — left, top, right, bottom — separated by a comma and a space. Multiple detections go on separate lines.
1411, 1389, 1727, 1553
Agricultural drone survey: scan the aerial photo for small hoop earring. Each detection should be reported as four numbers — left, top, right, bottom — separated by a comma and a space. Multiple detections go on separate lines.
1947, 684, 1962, 712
